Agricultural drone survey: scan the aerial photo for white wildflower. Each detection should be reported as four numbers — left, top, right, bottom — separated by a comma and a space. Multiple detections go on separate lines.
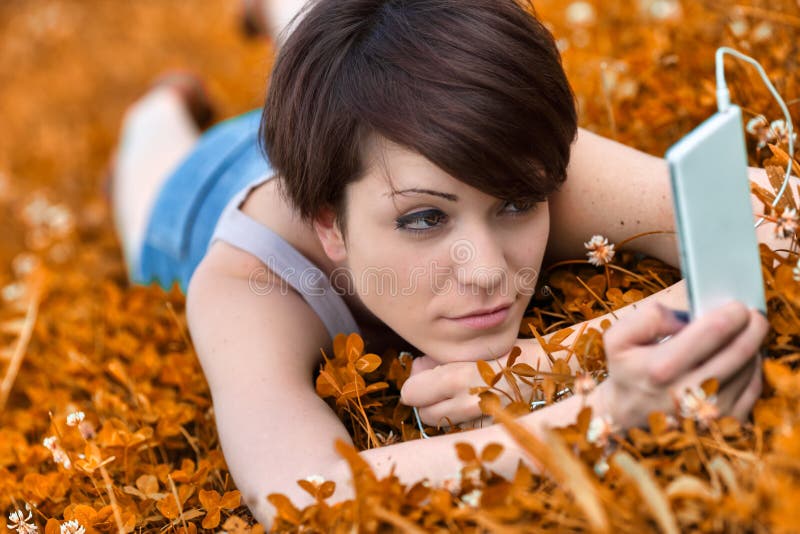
42, 436, 58, 451
678, 386, 719, 428
59, 520, 85, 534
584, 235, 616, 266
728, 18, 749, 38
11, 252, 38, 277
746, 115, 769, 145
44, 204, 74, 237
460, 489, 482, 507
42, 435, 71, 469
7, 505, 37, 534
594, 457, 610, 478
752, 21, 773, 42
305, 474, 326, 486
66, 411, 85, 427
587, 414, 615, 447
770, 119, 797, 146
566, 1, 596, 26
1, 282, 25, 303
649, 0, 681, 21
462, 465, 482, 487
774, 207, 798, 239
746, 115, 768, 135
51, 447, 72, 470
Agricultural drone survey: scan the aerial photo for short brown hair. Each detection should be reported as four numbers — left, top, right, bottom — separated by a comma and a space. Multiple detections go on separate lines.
260, 0, 578, 235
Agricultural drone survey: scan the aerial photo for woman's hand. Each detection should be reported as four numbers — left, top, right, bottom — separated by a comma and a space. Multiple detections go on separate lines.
400, 354, 493, 427
600, 301, 768, 429
401, 299, 769, 431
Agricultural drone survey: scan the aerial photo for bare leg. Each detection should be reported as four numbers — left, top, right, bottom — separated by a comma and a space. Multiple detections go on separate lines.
112, 87, 200, 279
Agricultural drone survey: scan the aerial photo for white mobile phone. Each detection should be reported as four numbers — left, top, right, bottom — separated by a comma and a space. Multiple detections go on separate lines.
665, 104, 766, 319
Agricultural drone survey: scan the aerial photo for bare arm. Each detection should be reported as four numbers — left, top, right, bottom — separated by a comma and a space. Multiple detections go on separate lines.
189, 234, 769, 528
184, 240, 654, 526
187, 242, 356, 523
547, 127, 797, 266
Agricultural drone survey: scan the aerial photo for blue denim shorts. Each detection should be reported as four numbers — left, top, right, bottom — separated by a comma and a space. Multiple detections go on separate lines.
134, 109, 273, 292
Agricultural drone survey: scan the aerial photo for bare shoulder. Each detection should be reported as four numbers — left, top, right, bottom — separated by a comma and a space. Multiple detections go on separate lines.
186, 241, 331, 382
237, 177, 335, 273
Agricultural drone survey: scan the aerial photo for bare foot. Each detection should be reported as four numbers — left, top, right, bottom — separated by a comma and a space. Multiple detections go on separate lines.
102, 71, 215, 204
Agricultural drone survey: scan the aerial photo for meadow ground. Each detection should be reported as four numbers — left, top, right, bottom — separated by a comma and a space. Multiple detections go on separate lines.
1, 1, 800, 532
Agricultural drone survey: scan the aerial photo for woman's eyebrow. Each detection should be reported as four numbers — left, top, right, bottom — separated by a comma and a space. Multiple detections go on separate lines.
387, 188, 459, 201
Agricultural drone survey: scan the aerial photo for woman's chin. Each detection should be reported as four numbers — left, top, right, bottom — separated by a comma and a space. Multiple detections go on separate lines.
423, 331, 519, 364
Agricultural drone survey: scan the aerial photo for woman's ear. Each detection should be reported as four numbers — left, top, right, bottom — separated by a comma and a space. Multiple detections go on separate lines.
312, 207, 347, 262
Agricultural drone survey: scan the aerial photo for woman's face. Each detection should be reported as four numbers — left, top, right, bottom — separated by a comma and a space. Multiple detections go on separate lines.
318, 137, 550, 364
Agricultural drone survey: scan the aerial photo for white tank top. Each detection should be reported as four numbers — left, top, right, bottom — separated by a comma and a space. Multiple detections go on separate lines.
209, 174, 361, 340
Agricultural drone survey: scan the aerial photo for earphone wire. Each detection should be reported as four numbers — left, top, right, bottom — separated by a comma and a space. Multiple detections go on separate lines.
714, 47, 795, 229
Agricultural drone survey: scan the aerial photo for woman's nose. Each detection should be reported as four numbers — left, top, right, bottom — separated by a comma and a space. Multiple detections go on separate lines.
450, 232, 509, 291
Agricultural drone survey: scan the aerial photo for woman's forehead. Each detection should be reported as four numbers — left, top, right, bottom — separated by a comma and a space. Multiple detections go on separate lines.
360, 135, 454, 193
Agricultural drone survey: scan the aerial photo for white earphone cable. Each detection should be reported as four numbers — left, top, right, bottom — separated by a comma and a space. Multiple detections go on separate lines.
715, 47, 795, 229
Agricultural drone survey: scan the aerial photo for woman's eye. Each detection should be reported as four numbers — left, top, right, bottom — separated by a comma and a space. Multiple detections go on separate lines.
502, 200, 538, 215
394, 209, 447, 233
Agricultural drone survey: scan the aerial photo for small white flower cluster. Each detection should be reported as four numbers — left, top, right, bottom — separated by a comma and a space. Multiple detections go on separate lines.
66, 411, 85, 427
59, 520, 86, 534
678, 386, 719, 428
586, 414, 615, 448
573, 372, 597, 396
21, 193, 75, 238
746, 116, 797, 149
440, 463, 484, 499
64, 410, 95, 439
460, 489, 482, 508
584, 235, 616, 267
565, 1, 596, 26
42, 435, 71, 469
7, 505, 37, 534
304, 474, 326, 486
774, 207, 798, 240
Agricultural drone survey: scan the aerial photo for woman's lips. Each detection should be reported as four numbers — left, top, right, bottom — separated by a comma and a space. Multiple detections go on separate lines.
446, 304, 512, 330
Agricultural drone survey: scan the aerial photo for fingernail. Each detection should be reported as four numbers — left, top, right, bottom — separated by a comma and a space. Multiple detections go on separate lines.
671, 310, 690, 323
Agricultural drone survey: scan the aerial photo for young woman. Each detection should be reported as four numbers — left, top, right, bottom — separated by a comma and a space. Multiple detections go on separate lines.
111, 0, 773, 525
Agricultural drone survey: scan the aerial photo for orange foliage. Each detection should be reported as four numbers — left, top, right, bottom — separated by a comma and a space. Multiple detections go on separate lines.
1, 0, 800, 532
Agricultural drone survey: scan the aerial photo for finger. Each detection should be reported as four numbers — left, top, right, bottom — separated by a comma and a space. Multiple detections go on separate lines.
416, 396, 483, 427
707, 356, 756, 418
410, 355, 439, 377
682, 309, 768, 387
729, 358, 763, 422
604, 302, 689, 353
400, 364, 463, 406
458, 415, 495, 430
647, 301, 751, 386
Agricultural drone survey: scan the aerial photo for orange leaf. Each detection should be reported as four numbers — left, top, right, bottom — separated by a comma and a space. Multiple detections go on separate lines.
510, 363, 538, 377
506, 346, 522, 366
455, 442, 477, 463
267, 494, 301, 525
477, 360, 499, 387
198, 489, 221, 510
345, 333, 365, 362
547, 327, 575, 347
202, 509, 221, 530
480, 443, 504, 463
219, 490, 241, 509
44, 519, 60, 534
355, 353, 382, 373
